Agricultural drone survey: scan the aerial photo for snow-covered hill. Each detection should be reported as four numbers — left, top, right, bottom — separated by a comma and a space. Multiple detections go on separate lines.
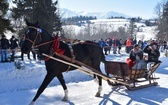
60, 8, 130, 19
62, 18, 157, 41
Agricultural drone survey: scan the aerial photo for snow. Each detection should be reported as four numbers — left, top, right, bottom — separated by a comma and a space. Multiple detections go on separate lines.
0, 48, 168, 105
62, 19, 156, 41
136, 26, 157, 41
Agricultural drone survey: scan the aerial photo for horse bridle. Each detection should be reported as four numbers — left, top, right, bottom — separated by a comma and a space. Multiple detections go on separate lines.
25, 26, 53, 50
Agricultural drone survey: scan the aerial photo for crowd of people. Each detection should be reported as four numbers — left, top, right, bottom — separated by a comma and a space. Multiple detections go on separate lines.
0, 34, 37, 63
98, 36, 167, 78
98, 37, 167, 56
98, 37, 122, 55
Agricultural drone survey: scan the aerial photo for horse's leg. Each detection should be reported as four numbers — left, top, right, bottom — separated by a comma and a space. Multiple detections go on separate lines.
57, 73, 68, 101
91, 59, 102, 97
29, 73, 54, 105
105, 69, 113, 85
95, 74, 102, 97
93, 74, 99, 84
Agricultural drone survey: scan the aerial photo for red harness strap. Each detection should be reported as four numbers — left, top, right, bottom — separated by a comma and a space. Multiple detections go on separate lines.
44, 36, 65, 61
52, 36, 65, 55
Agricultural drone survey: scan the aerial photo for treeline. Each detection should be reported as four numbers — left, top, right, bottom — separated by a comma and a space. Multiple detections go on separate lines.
128, 17, 157, 26
108, 16, 126, 19
62, 16, 97, 26
63, 16, 157, 27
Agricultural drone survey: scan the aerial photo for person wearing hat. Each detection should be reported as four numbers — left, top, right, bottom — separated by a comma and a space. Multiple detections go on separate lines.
143, 43, 160, 76
128, 44, 146, 69
0, 35, 10, 62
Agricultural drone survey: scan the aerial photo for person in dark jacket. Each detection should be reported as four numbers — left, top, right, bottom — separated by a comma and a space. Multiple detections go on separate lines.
129, 44, 146, 69
143, 43, 160, 75
0, 35, 10, 62
10, 35, 19, 61
117, 38, 122, 54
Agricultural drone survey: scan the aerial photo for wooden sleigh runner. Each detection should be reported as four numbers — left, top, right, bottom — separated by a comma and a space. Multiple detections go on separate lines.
105, 61, 161, 90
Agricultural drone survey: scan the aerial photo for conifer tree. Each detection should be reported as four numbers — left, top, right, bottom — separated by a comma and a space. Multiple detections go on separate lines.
11, 0, 62, 34
128, 18, 135, 39
0, 0, 14, 34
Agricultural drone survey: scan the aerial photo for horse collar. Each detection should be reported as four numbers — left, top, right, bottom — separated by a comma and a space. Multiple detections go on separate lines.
51, 36, 65, 55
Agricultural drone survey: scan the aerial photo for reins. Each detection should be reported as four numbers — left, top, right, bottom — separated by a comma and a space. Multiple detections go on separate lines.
25, 26, 54, 48
34, 40, 54, 48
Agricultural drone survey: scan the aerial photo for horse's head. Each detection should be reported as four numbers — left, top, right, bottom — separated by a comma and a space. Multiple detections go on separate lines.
21, 20, 42, 54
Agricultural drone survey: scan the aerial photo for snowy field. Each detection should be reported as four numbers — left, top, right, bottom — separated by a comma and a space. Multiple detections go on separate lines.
0, 48, 168, 105
62, 19, 157, 41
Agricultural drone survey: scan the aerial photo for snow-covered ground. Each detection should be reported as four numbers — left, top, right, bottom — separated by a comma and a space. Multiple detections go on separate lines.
136, 26, 157, 41
62, 18, 156, 41
0, 47, 168, 105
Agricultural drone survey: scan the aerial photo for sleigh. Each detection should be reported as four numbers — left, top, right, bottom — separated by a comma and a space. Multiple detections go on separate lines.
42, 53, 161, 91
105, 61, 161, 90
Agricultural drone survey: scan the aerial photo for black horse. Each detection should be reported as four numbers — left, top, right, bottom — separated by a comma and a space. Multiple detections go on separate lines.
22, 20, 106, 105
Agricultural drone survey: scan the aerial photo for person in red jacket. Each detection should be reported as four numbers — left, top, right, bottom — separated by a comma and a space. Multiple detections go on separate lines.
125, 37, 133, 53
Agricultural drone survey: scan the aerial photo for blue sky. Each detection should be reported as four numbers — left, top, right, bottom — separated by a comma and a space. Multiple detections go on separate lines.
58, 0, 162, 19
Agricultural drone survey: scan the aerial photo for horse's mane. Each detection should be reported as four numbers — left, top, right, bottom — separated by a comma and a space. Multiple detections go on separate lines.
41, 28, 53, 39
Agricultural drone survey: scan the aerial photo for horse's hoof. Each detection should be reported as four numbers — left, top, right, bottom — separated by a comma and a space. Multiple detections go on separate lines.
62, 97, 68, 101
95, 93, 100, 97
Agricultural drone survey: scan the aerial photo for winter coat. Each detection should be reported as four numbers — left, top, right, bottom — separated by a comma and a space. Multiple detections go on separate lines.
10, 37, 18, 49
0, 38, 10, 49
126, 39, 132, 46
129, 49, 143, 61
143, 45, 160, 62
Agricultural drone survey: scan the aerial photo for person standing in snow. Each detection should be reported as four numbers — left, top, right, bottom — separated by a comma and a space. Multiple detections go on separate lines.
10, 35, 19, 61
125, 37, 133, 53
117, 38, 122, 54
0, 34, 10, 62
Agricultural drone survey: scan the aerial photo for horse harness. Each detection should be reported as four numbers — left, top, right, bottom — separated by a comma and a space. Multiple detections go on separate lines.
49, 36, 76, 63
25, 26, 76, 64
25, 26, 100, 72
